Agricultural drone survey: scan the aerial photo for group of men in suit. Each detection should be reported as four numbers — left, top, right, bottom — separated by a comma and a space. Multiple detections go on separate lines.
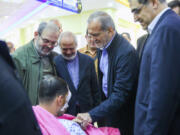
76, 0, 180, 135
1, 0, 180, 134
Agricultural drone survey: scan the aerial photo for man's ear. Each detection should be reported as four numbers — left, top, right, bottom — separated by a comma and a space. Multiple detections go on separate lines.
34, 31, 39, 39
108, 27, 115, 36
85, 35, 88, 40
151, 0, 158, 9
57, 95, 64, 106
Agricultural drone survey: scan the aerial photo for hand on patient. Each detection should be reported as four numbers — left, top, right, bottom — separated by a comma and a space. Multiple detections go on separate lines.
73, 113, 92, 130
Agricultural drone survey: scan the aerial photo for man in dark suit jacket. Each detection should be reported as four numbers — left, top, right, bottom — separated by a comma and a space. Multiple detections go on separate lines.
129, 0, 180, 134
0, 41, 42, 135
54, 31, 100, 116
76, 11, 139, 135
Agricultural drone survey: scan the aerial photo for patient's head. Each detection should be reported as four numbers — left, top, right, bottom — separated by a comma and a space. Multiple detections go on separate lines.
39, 75, 71, 116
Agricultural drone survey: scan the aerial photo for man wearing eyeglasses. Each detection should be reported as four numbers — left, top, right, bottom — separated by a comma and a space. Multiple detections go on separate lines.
12, 21, 60, 105
128, 0, 180, 135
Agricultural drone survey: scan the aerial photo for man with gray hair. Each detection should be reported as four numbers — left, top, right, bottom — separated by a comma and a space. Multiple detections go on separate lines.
76, 11, 139, 135
13, 21, 60, 105
54, 31, 101, 116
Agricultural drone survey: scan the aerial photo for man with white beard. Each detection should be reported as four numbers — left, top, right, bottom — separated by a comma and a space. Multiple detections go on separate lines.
54, 31, 101, 116
13, 21, 60, 105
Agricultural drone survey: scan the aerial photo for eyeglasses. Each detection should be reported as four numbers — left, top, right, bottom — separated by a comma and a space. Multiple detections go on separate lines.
87, 30, 107, 39
39, 35, 58, 47
132, 4, 145, 14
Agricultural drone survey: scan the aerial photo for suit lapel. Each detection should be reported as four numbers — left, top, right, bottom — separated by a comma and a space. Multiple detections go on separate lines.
77, 52, 84, 89
140, 10, 172, 64
139, 34, 149, 63
151, 9, 172, 34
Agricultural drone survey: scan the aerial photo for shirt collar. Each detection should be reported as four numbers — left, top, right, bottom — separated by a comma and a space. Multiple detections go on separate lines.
84, 45, 97, 55
148, 8, 170, 34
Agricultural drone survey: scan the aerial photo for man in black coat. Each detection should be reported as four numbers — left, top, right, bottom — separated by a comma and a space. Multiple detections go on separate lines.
54, 31, 100, 116
0, 41, 42, 135
76, 11, 139, 135
129, 0, 180, 134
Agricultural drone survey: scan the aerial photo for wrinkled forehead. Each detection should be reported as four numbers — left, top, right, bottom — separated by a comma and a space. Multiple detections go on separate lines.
42, 27, 59, 35
88, 19, 103, 33
60, 35, 77, 47
41, 29, 60, 42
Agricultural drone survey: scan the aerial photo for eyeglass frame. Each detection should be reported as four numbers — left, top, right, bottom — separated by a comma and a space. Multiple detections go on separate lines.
87, 29, 108, 39
131, 4, 145, 15
39, 35, 58, 47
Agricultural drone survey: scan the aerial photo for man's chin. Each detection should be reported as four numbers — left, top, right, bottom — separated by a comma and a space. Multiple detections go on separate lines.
96, 43, 105, 49
141, 24, 148, 30
142, 26, 148, 30
62, 54, 76, 60
89, 44, 97, 48
38, 49, 52, 56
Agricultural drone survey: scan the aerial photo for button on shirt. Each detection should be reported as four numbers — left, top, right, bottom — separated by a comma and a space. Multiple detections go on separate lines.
67, 55, 79, 89
100, 34, 115, 97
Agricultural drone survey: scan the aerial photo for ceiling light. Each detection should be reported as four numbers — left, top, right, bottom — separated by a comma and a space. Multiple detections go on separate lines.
1, 0, 24, 4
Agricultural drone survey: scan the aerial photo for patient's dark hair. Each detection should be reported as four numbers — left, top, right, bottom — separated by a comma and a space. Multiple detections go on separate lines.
39, 75, 68, 103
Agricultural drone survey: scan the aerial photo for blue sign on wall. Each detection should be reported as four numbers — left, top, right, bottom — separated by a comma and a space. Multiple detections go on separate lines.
37, 0, 82, 13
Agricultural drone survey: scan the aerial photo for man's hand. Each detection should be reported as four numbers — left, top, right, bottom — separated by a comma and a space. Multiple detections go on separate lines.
72, 117, 82, 124
76, 113, 92, 129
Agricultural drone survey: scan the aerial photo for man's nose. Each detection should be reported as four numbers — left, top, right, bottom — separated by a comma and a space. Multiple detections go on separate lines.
47, 44, 54, 49
90, 37, 98, 44
66, 49, 72, 54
